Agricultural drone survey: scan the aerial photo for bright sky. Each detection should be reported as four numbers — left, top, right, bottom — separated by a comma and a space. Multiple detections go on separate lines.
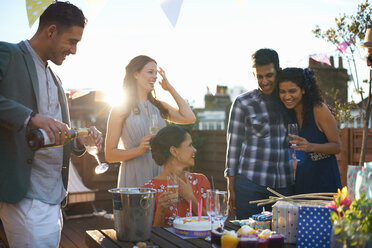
0, 0, 370, 107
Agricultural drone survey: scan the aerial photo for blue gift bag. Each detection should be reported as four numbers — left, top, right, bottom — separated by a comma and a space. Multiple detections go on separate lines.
296, 206, 332, 248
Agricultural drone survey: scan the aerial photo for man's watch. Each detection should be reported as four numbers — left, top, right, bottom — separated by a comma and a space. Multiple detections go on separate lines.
28, 111, 37, 126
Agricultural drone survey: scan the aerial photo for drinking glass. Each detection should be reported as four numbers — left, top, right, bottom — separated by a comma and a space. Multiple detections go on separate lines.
213, 190, 228, 229
288, 123, 300, 164
84, 136, 109, 174
288, 123, 299, 146
149, 114, 159, 134
206, 189, 217, 222
206, 189, 217, 242
166, 175, 179, 224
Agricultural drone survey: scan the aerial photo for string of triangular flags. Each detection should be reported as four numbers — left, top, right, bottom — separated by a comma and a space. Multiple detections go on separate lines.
310, 39, 364, 66
310, 54, 332, 66
336, 39, 353, 53
26, 0, 54, 27
26, 0, 185, 28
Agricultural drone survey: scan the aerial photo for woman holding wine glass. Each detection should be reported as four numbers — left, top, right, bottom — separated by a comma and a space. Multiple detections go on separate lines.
277, 68, 341, 194
105, 55, 196, 187
142, 126, 211, 227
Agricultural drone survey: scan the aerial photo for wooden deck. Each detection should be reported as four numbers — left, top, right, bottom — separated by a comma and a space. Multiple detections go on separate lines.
61, 215, 114, 248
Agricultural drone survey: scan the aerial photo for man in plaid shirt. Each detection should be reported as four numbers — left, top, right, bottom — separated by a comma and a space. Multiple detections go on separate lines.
225, 49, 294, 219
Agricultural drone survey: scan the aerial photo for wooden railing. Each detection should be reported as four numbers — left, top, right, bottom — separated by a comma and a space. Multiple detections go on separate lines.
71, 128, 372, 210
193, 128, 372, 189
191, 130, 227, 191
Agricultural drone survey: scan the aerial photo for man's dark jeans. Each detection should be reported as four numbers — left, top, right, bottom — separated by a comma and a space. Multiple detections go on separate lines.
235, 174, 294, 219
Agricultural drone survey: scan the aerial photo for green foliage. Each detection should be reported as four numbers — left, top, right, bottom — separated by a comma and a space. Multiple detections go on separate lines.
313, 1, 371, 46
313, 1, 372, 165
344, 194, 372, 234
324, 88, 356, 124
331, 194, 372, 246
313, 0, 371, 104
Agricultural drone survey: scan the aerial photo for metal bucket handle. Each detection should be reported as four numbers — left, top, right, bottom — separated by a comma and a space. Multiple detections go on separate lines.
140, 194, 151, 209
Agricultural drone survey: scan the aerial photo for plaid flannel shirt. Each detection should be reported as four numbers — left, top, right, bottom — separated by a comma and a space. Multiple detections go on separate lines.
224, 89, 294, 188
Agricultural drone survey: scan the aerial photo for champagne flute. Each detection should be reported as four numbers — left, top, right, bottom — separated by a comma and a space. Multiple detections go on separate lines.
213, 190, 228, 230
149, 114, 159, 134
288, 123, 299, 146
288, 123, 300, 164
84, 136, 109, 174
166, 175, 179, 224
206, 189, 217, 242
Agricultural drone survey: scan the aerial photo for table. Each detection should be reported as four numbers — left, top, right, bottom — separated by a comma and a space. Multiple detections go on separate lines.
86, 222, 296, 248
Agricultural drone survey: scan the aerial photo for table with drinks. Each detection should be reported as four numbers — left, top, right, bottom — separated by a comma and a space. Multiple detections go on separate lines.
86, 187, 296, 248
84, 178, 297, 247
85, 221, 296, 248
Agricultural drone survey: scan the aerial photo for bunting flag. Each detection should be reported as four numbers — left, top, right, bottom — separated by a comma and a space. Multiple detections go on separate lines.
26, 0, 54, 27
84, 0, 108, 20
235, 0, 245, 10
159, 0, 183, 28
336, 39, 353, 53
69, 90, 90, 99
310, 54, 331, 66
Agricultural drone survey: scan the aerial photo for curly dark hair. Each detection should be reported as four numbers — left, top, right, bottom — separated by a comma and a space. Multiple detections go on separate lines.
38, 1, 87, 32
150, 126, 189, 165
276, 68, 324, 125
121, 55, 169, 121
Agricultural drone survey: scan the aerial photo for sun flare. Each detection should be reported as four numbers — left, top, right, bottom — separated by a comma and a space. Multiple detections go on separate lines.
103, 88, 125, 107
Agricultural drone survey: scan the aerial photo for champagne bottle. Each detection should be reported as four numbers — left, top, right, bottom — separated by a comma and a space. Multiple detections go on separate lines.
26, 128, 91, 151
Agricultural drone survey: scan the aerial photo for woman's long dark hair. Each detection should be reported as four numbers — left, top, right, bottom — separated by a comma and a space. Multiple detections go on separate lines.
121, 55, 169, 121
276, 68, 323, 125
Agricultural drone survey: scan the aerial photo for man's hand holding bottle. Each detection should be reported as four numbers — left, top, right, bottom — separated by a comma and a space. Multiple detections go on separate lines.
27, 113, 103, 151
28, 113, 70, 146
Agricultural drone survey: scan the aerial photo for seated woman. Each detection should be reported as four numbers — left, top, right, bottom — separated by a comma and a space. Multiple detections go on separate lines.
142, 126, 211, 227
277, 68, 342, 194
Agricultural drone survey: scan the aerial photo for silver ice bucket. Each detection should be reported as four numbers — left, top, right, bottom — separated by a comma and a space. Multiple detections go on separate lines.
108, 187, 156, 241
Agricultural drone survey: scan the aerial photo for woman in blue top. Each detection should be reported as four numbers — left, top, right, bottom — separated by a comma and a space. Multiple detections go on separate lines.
277, 68, 342, 194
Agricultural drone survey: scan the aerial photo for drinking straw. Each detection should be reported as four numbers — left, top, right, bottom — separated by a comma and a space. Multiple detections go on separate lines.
189, 200, 192, 217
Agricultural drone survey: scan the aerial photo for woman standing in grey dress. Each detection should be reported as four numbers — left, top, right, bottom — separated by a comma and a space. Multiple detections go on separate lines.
105, 55, 196, 187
